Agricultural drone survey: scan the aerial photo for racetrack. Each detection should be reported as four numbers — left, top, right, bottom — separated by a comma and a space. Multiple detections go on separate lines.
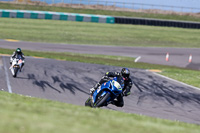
0, 40, 200, 70
1, 56, 200, 125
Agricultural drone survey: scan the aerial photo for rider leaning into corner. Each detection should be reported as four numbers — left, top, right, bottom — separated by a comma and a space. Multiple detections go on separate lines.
10, 48, 25, 71
86, 68, 133, 107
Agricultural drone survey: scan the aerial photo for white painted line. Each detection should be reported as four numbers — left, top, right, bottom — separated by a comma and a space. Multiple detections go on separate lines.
0, 56, 3, 67
152, 71, 200, 91
3, 57, 12, 93
135, 56, 141, 63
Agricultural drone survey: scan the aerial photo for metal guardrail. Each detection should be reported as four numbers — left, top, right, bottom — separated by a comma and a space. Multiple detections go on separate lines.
1, 0, 200, 13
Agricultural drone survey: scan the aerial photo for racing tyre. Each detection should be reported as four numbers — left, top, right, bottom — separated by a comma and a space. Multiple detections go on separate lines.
94, 92, 110, 108
85, 97, 92, 107
13, 68, 18, 78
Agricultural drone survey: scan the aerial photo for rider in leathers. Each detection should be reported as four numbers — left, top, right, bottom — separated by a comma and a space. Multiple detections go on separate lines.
10, 48, 25, 71
87, 68, 132, 107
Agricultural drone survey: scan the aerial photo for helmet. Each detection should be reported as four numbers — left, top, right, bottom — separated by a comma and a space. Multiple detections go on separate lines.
16, 48, 22, 53
121, 68, 130, 80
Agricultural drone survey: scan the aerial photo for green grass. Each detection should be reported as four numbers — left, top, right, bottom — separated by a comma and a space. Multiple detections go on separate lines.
1, 4, 200, 132
1, 2, 200, 22
0, 91, 200, 133
1, 48, 200, 88
1, 18, 200, 48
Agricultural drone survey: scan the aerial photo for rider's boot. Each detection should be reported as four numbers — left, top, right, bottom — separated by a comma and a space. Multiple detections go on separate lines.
90, 83, 100, 96
20, 63, 24, 72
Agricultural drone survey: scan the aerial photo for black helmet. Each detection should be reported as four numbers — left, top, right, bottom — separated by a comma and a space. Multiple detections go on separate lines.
16, 48, 21, 53
121, 68, 130, 80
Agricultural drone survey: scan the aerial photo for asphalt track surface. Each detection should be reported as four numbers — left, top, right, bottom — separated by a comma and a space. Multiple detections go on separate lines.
0, 40, 200, 70
1, 56, 200, 125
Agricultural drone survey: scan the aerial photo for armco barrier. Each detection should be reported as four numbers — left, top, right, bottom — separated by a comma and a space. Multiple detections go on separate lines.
0, 9, 115, 24
115, 17, 200, 29
1, 9, 200, 29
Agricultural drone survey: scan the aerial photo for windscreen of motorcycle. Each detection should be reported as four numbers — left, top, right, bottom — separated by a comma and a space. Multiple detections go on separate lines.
112, 80, 122, 90
113, 76, 124, 89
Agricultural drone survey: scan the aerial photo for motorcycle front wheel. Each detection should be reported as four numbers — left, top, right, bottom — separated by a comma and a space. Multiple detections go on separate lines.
13, 68, 19, 78
93, 92, 110, 108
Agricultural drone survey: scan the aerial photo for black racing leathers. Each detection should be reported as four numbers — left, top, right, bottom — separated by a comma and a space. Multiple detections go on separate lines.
11, 51, 25, 60
123, 78, 132, 96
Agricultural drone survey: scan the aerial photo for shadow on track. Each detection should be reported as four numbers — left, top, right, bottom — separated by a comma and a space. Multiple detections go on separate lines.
51, 75, 90, 95
132, 75, 200, 108
27, 74, 61, 93
27, 73, 90, 95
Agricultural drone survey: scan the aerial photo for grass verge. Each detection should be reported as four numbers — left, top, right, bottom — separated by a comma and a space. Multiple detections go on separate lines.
0, 18, 200, 48
0, 91, 200, 133
1, 48, 200, 88
0, 2, 200, 22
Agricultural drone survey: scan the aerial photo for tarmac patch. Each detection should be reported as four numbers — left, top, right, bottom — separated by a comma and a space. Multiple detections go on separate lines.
5, 39, 19, 42
148, 69, 162, 73
0, 54, 10, 57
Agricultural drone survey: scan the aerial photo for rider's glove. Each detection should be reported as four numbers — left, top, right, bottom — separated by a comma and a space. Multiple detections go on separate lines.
90, 87, 95, 95
115, 72, 120, 76
102, 76, 109, 79
123, 92, 131, 96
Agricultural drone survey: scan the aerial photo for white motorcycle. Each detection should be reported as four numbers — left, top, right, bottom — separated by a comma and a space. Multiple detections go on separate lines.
9, 57, 23, 78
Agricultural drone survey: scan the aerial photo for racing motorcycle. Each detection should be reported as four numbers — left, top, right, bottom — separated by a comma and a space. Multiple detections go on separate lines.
85, 76, 124, 108
9, 55, 23, 78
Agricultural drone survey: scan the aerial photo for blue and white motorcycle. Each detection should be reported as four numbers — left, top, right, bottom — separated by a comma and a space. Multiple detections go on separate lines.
85, 76, 124, 108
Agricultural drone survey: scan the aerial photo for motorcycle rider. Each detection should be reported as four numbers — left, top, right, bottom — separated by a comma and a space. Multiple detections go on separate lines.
10, 48, 25, 71
87, 68, 133, 107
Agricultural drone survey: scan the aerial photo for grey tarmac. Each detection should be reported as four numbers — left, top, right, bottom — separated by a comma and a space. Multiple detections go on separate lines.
0, 40, 200, 70
1, 56, 200, 125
